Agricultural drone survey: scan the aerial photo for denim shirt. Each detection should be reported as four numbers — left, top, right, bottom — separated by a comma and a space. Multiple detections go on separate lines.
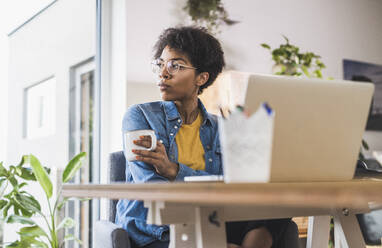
115, 99, 222, 247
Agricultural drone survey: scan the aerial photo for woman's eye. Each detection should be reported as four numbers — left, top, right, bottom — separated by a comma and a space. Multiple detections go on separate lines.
170, 62, 180, 70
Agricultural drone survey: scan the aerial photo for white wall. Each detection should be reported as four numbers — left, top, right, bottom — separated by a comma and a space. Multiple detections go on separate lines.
124, 0, 382, 82
7, 0, 95, 167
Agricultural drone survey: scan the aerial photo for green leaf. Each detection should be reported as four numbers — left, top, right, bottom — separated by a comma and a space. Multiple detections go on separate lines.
57, 217, 76, 230
6, 241, 21, 247
19, 167, 37, 181
57, 197, 70, 212
0, 199, 8, 210
3, 202, 11, 217
282, 35, 289, 44
18, 236, 49, 248
301, 65, 310, 77
15, 194, 41, 213
9, 176, 18, 188
313, 69, 323, 78
18, 225, 48, 238
18, 182, 28, 189
63, 234, 83, 245
7, 215, 36, 225
0, 178, 7, 198
260, 43, 271, 50
0, 162, 8, 177
25, 155, 52, 198
62, 152, 86, 183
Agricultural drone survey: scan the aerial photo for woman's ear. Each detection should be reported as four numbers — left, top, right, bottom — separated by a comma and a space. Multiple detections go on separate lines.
196, 72, 209, 87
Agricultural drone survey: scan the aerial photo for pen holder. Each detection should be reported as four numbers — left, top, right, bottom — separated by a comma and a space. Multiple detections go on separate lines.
219, 103, 275, 183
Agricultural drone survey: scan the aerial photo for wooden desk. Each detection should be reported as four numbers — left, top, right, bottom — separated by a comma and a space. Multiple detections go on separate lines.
63, 179, 382, 248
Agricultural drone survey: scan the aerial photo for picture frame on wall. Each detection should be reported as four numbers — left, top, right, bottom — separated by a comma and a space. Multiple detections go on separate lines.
343, 59, 382, 131
24, 77, 56, 139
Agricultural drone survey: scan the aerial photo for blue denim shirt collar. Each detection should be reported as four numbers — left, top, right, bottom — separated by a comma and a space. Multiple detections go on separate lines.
162, 98, 215, 128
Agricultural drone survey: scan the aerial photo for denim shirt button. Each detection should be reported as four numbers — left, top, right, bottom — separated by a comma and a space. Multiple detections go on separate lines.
206, 145, 211, 150
208, 158, 213, 162
170, 133, 174, 136
174, 126, 178, 129
177, 119, 181, 123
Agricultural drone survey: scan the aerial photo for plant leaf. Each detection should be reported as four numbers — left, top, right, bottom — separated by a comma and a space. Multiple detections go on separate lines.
260, 43, 271, 50
18, 225, 48, 238
19, 167, 37, 181
0, 178, 7, 198
0, 199, 7, 210
57, 217, 76, 230
7, 215, 36, 225
64, 234, 83, 245
3, 202, 11, 217
57, 197, 70, 212
0, 162, 8, 177
15, 194, 41, 213
282, 35, 289, 44
25, 155, 52, 198
62, 152, 86, 183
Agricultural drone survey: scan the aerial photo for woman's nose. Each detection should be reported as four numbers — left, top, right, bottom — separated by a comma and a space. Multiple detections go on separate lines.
159, 65, 170, 79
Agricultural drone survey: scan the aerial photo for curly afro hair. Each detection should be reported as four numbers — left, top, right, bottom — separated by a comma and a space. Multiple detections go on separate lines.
153, 26, 225, 94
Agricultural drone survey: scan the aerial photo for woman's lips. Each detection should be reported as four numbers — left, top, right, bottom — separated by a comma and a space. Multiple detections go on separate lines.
157, 82, 169, 91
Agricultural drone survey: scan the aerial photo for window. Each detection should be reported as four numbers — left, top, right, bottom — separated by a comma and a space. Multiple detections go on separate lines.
68, 59, 95, 248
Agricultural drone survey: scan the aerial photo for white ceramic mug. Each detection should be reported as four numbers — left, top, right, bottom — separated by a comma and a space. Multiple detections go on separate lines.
124, 129, 157, 162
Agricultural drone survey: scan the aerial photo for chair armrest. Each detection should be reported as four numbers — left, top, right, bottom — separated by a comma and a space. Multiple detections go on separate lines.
94, 220, 131, 248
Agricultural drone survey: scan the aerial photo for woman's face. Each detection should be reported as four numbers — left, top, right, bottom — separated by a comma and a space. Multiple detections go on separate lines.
156, 46, 200, 102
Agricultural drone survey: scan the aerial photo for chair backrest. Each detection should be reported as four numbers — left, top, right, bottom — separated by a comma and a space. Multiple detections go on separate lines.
108, 151, 126, 222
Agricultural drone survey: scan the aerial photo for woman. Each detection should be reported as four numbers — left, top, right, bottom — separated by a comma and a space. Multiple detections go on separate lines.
115, 26, 292, 248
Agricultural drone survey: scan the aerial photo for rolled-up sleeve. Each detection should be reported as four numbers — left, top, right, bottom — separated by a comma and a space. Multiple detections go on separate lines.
175, 162, 210, 181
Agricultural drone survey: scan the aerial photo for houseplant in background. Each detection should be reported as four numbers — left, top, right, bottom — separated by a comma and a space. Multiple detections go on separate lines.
0, 152, 86, 248
261, 35, 327, 78
260, 35, 368, 159
183, 0, 238, 34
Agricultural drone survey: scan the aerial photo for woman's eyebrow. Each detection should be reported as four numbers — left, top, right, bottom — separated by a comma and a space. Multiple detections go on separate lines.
171, 58, 187, 63
159, 57, 187, 63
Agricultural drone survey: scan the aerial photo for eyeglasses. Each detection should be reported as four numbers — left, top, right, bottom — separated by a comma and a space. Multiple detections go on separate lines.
151, 59, 197, 75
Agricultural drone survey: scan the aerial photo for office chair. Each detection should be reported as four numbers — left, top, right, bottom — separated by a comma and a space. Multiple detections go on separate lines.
96, 151, 301, 248
94, 151, 131, 248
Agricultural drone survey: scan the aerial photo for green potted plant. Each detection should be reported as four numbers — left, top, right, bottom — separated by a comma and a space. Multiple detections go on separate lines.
0, 152, 86, 248
183, 0, 238, 34
261, 35, 326, 78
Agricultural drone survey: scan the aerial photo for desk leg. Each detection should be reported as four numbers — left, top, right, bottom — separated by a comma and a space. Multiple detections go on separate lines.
306, 216, 331, 248
333, 210, 365, 248
194, 207, 227, 248
169, 223, 196, 248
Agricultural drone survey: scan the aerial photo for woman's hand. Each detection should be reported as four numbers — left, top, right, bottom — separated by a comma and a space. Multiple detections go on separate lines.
132, 135, 179, 180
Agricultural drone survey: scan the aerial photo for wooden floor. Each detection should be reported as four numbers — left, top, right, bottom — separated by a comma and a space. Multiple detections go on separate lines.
293, 217, 309, 238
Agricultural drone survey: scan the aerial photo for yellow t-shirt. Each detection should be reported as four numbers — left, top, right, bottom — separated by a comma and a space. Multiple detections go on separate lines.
175, 113, 205, 171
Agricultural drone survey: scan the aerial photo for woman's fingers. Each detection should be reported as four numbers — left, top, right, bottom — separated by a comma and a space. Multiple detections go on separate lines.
135, 156, 158, 165
155, 140, 165, 152
133, 149, 161, 160
133, 139, 152, 148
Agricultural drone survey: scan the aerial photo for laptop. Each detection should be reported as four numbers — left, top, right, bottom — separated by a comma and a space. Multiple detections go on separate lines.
243, 74, 374, 182
185, 73, 374, 183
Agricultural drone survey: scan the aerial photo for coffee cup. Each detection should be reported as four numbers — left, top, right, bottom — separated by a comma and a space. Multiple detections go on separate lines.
124, 129, 157, 161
